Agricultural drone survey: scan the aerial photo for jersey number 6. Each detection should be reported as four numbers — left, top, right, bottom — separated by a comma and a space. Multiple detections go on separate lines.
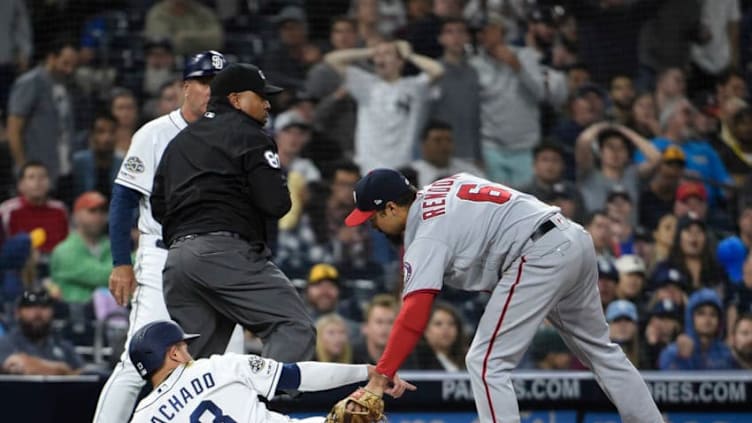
457, 183, 511, 205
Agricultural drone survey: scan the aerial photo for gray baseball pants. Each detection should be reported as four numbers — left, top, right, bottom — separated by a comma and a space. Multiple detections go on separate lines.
163, 234, 315, 361
465, 219, 662, 423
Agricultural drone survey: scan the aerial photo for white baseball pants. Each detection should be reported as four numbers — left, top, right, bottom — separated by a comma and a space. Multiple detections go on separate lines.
92, 235, 244, 423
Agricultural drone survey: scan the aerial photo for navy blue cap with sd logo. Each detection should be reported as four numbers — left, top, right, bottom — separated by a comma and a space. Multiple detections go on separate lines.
129, 320, 199, 379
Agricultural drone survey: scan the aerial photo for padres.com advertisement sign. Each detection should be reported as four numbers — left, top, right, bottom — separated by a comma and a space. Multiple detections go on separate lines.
282, 371, 752, 423
294, 371, 751, 423
0, 372, 749, 421
430, 371, 749, 408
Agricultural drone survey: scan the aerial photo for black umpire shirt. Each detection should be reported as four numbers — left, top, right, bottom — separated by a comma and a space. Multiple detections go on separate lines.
151, 100, 291, 246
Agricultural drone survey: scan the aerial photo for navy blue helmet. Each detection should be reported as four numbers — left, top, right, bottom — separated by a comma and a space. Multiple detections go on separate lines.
129, 320, 199, 379
183, 50, 227, 80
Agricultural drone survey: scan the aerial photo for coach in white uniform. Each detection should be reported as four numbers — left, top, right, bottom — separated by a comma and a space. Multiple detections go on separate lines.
128, 320, 413, 423
93, 51, 240, 423
342, 169, 662, 423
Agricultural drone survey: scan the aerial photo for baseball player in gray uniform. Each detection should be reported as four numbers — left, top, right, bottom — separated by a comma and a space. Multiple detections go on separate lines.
93, 51, 243, 423
343, 169, 662, 423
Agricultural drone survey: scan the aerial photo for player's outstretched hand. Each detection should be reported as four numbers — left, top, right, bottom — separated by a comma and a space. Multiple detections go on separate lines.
110, 265, 137, 306
364, 367, 417, 399
384, 373, 416, 398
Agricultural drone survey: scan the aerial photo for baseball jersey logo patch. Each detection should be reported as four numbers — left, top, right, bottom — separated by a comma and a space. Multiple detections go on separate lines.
124, 156, 145, 173
248, 355, 266, 373
403, 261, 413, 284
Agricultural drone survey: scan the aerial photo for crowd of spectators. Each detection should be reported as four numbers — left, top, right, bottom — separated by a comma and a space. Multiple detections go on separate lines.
1, 0, 752, 375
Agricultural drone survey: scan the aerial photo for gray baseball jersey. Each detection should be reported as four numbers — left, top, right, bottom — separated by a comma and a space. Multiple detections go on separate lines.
402, 173, 558, 296
400, 173, 662, 422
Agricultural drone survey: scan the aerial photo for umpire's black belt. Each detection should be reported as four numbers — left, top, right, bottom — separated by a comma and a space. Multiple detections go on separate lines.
530, 219, 556, 242
170, 231, 245, 247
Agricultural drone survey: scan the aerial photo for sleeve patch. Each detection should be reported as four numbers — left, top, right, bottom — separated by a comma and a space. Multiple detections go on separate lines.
248, 355, 266, 373
403, 261, 413, 285
264, 150, 281, 169
123, 156, 145, 173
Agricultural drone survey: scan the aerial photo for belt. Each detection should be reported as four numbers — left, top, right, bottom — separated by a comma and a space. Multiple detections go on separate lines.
530, 219, 556, 242
171, 231, 245, 246
156, 239, 167, 249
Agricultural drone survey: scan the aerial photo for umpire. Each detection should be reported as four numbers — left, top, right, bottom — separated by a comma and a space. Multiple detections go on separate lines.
151, 63, 315, 361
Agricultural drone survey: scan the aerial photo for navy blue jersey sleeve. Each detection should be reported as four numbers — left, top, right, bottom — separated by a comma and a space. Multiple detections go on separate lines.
276, 363, 301, 390
110, 184, 141, 266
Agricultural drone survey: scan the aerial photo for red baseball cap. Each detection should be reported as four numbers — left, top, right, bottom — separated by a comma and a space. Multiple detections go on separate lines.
74, 191, 107, 212
345, 169, 413, 227
676, 181, 707, 203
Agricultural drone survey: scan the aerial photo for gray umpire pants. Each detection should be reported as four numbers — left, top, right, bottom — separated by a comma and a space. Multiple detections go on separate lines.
163, 234, 316, 362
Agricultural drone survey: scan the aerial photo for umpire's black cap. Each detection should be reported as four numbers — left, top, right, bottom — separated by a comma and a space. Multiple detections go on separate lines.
210, 63, 284, 98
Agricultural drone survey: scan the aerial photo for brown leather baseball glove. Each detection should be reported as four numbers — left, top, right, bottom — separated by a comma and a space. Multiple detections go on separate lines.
324, 387, 385, 423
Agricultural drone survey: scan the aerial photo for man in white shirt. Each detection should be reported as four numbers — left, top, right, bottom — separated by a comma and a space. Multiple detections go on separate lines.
408, 120, 484, 187
324, 40, 444, 173
129, 320, 414, 423
691, 0, 741, 81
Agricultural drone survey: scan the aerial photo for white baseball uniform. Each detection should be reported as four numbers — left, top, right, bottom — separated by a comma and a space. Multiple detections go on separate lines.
401, 173, 661, 423
130, 354, 364, 423
94, 110, 244, 423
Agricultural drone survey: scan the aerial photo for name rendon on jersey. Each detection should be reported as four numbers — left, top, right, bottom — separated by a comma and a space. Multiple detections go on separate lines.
422, 176, 459, 220
149, 372, 216, 422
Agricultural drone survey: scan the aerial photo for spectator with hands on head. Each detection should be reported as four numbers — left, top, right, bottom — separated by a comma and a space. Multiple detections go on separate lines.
325, 39, 444, 173
575, 121, 661, 213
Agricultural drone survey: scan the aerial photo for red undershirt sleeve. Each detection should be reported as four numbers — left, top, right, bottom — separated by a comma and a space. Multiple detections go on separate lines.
375, 290, 438, 378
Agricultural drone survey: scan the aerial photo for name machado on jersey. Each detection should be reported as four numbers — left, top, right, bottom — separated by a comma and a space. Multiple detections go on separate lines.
148, 371, 217, 422
132, 354, 282, 423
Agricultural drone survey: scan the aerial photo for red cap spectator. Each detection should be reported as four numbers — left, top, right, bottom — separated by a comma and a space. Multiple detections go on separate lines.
676, 181, 708, 203
73, 191, 107, 213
